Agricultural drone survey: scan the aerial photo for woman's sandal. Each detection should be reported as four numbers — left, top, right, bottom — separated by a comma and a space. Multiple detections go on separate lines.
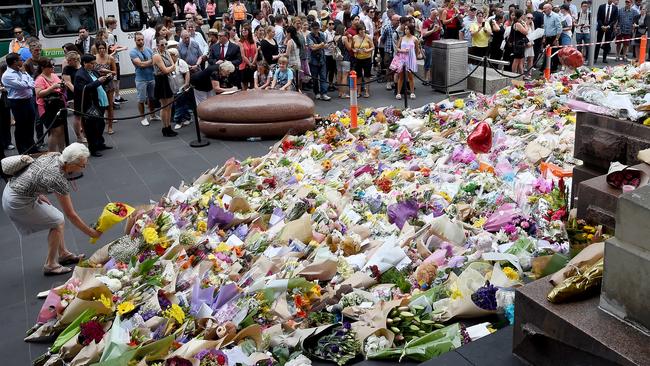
58, 253, 85, 266
43, 264, 72, 276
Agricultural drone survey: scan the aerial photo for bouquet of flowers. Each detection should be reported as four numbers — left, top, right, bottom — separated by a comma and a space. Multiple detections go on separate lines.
90, 202, 135, 243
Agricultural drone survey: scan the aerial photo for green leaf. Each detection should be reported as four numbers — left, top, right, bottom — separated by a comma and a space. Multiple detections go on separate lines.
51, 308, 97, 353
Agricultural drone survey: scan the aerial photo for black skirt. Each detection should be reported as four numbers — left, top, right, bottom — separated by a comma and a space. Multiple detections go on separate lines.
41, 97, 67, 129
154, 74, 174, 99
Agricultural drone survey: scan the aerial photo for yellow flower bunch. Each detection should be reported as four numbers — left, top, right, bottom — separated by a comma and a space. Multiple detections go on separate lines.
449, 283, 463, 300
399, 144, 410, 156
99, 293, 112, 309
196, 220, 207, 233
340, 117, 351, 127
473, 216, 487, 228
117, 301, 135, 315
502, 267, 520, 281
163, 304, 185, 324
215, 242, 231, 252
453, 99, 465, 108
142, 227, 159, 245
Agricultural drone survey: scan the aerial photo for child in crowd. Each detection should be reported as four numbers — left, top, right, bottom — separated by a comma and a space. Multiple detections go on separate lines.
271, 56, 294, 90
254, 62, 272, 89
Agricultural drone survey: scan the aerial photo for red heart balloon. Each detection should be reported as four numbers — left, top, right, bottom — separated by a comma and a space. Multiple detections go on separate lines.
467, 121, 492, 154
558, 47, 584, 69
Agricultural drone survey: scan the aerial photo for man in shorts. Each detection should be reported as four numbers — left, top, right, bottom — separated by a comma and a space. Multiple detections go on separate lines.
129, 32, 158, 126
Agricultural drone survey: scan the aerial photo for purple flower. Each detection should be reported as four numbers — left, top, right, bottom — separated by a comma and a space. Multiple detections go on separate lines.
208, 204, 234, 230
503, 224, 517, 235
387, 200, 419, 229
471, 282, 498, 311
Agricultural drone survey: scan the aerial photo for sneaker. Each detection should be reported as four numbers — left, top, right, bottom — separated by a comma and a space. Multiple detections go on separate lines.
321, 94, 331, 101
396, 94, 402, 100
174, 123, 182, 130
386, 82, 392, 90
113, 99, 121, 106
409, 93, 416, 99
117, 97, 128, 103
150, 114, 161, 121
6, 144, 14, 150
315, 94, 321, 100
182, 119, 192, 126
140, 118, 150, 126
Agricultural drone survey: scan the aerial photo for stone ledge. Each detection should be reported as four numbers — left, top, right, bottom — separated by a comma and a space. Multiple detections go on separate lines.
600, 237, 650, 332
615, 184, 650, 250
467, 68, 522, 95
513, 276, 650, 366
574, 112, 650, 169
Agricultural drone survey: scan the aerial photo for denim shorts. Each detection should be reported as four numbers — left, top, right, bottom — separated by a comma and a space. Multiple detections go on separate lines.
337, 60, 351, 73
135, 80, 155, 103
423, 45, 433, 70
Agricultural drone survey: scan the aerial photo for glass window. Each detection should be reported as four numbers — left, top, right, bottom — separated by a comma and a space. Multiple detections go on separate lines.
0, 6, 36, 41
118, 0, 145, 32
41, 1, 98, 36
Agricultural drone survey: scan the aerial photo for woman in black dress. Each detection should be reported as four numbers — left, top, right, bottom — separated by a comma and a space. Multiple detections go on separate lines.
152, 37, 177, 137
489, 14, 505, 61
259, 26, 280, 66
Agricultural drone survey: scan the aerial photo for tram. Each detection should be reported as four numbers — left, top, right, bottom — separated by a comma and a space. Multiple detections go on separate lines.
0, 0, 257, 82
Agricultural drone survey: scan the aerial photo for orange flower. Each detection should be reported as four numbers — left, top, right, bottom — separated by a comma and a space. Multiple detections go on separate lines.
322, 159, 332, 171
233, 246, 244, 257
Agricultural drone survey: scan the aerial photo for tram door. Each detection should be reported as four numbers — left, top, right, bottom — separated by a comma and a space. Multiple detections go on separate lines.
97, 0, 149, 78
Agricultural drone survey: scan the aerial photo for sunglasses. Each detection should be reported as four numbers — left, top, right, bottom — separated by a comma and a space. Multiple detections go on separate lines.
14, 31, 23, 34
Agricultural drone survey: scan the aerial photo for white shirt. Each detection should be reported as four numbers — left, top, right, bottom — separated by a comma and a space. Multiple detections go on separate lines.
191, 31, 209, 54
143, 27, 156, 51
336, 10, 345, 23
252, 18, 261, 31
360, 13, 374, 39
532, 0, 544, 12
151, 5, 164, 18
171, 58, 189, 87
605, 4, 613, 22
272, 0, 287, 16
274, 25, 285, 46
324, 29, 335, 56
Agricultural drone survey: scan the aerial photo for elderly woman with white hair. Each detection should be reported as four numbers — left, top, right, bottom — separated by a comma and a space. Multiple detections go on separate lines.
2, 143, 102, 275
210, 61, 238, 94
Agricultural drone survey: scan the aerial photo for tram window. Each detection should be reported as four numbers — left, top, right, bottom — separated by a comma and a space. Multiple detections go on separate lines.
118, 0, 145, 32
0, 8, 36, 40
40, 1, 97, 36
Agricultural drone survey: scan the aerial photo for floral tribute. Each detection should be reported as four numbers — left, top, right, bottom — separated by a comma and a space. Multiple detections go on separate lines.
27, 64, 647, 365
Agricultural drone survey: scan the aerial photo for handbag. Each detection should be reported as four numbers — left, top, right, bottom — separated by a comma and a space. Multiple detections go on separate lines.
1, 155, 34, 176
81, 83, 102, 119
332, 36, 344, 61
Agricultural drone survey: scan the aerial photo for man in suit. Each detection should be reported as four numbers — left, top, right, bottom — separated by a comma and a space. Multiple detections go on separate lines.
208, 31, 242, 88
75, 26, 95, 55
74, 54, 112, 157
595, 0, 618, 63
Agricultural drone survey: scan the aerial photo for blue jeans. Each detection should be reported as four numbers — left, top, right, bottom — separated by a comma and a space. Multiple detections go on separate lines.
173, 92, 192, 124
309, 63, 328, 95
423, 45, 433, 71
575, 33, 590, 58
560, 33, 572, 46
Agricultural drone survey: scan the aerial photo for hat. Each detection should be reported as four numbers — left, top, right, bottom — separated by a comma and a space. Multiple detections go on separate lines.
413, 10, 421, 17
167, 40, 179, 48
320, 10, 330, 19
391, 14, 401, 21
208, 28, 219, 34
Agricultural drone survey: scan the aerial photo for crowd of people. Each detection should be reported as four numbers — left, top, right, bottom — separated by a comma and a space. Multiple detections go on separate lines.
0, 0, 649, 160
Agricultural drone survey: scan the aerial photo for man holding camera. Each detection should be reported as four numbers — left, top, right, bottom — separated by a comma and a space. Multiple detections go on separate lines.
74, 54, 113, 157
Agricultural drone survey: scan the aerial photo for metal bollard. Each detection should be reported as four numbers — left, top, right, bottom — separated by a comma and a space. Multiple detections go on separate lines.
188, 88, 210, 148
